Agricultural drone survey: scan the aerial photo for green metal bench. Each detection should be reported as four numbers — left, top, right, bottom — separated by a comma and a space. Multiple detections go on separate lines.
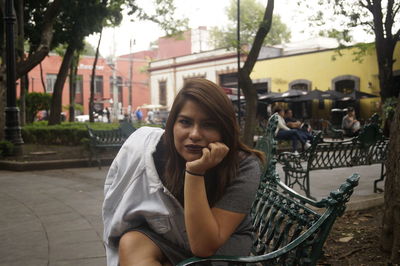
278, 113, 388, 199
177, 113, 360, 266
86, 122, 135, 169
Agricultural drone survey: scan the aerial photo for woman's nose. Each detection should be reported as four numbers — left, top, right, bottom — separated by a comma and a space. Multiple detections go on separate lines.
189, 125, 201, 140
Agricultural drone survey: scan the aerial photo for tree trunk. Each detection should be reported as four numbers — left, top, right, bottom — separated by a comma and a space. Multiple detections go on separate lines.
69, 52, 79, 122
241, 0, 274, 146
48, 44, 75, 125
369, 0, 398, 100
39, 62, 46, 93
89, 29, 103, 123
374, 38, 396, 100
15, 0, 61, 79
381, 95, 400, 263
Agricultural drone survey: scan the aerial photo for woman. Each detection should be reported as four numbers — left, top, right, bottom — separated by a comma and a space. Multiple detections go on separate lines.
341, 107, 360, 137
103, 78, 265, 266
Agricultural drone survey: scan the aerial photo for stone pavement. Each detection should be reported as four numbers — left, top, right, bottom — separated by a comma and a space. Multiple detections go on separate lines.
0, 164, 384, 266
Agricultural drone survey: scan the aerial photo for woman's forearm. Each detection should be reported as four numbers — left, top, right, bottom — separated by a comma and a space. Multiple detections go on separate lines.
184, 174, 221, 257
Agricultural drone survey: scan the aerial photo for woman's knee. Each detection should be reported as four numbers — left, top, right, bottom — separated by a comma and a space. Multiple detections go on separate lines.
119, 231, 165, 266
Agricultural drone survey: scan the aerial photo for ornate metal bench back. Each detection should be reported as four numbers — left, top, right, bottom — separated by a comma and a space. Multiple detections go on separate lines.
87, 127, 126, 145
249, 114, 360, 265
176, 114, 359, 266
306, 113, 387, 169
254, 113, 279, 182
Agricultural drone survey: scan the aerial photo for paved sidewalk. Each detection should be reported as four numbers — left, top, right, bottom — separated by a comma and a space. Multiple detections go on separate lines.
0, 164, 384, 266
0, 168, 108, 266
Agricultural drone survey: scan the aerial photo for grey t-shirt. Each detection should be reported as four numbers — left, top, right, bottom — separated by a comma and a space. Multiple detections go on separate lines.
214, 154, 262, 256
153, 139, 262, 258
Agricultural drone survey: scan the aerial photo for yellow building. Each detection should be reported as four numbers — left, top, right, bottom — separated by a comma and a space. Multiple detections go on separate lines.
251, 40, 400, 121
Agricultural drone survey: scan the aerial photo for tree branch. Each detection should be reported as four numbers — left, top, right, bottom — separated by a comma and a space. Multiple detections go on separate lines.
385, 0, 394, 39
241, 0, 274, 76
16, 0, 62, 79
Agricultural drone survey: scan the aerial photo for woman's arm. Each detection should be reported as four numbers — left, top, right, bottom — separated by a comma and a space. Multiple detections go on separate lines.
278, 116, 291, 131
184, 142, 246, 257
184, 173, 246, 257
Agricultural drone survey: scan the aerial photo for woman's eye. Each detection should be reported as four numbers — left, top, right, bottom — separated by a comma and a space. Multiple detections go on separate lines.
179, 119, 191, 125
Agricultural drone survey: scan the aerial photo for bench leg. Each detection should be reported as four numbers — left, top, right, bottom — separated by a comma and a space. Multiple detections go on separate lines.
88, 147, 102, 169
374, 163, 385, 193
95, 150, 102, 170
304, 172, 316, 201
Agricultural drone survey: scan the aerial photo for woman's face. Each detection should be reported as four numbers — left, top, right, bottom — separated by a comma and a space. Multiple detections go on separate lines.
173, 100, 222, 162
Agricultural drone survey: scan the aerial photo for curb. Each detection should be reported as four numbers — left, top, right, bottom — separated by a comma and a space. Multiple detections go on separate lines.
0, 157, 114, 171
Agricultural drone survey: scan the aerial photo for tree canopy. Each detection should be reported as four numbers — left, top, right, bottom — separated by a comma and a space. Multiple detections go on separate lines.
209, 0, 291, 49
296, 0, 399, 99
296, 1, 400, 263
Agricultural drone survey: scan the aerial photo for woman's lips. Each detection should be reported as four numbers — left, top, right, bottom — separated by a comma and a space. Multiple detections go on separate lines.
185, 144, 203, 153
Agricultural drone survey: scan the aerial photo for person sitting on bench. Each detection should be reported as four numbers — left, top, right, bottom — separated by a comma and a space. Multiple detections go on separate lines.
342, 107, 360, 137
274, 107, 310, 152
284, 109, 313, 144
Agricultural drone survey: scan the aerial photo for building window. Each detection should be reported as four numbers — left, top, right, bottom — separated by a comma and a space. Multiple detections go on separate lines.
252, 78, 271, 94
159, 81, 167, 106
219, 73, 238, 89
46, 74, 57, 93
332, 75, 360, 94
75, 75, 83, 94
332, 75, 360, 112
288, 79, 312, 119
91, 75, 104, 95
289, 79, 311, 91
253, 82, 269, 94
75, 75, 84, 104
110, 76, 123, 103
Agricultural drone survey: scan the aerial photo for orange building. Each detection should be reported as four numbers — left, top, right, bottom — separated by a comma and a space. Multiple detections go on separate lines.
20, 50, 156, 119
17, 27, 212, 120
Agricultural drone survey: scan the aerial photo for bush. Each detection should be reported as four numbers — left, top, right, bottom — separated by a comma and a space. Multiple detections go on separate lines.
22, 92, 52, 123
0, 140, 14, 157
21, 121, 123, 145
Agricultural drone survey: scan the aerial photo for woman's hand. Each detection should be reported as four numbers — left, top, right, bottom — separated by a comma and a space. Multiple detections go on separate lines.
186, 142, 229, 175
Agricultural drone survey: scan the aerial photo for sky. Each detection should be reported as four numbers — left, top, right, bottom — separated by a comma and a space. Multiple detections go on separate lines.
86, 0, 372, 58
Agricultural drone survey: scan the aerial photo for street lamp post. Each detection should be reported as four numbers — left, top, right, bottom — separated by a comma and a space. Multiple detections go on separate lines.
4, 0, 23, 153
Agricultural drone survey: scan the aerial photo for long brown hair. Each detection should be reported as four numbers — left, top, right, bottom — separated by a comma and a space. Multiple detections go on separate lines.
163, 78, 264, 206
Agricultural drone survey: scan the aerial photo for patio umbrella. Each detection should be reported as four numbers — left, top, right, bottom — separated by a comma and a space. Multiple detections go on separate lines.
287, 89, 346, 102
261, 89, 308, 103
257, 92, 283, 103
337, 91, 379, 101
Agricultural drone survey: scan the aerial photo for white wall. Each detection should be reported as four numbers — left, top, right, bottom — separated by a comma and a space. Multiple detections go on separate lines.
149, 48, 240, 109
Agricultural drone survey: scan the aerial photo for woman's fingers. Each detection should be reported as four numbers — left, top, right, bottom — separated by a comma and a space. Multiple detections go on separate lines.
207, 142, 229, 164
186, 142, 229, 173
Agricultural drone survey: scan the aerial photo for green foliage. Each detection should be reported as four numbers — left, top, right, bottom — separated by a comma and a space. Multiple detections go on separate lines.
0, 141, 14, 157
382, 97, 398, 121
209, 0, 291, 49
82, 41, 97, 56
21, 121, 122, 145
23, 92, 52, 124
74, 104, 84, 113
330, 42, 374, 62
132, 0, 189, 36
